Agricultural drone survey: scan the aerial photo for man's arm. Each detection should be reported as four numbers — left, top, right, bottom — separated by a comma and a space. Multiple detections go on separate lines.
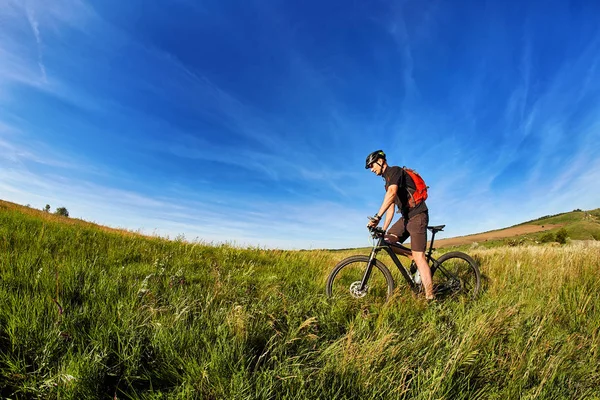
377, 184, 398, 219
382, 202, 395, 231
368, 184, 398, 227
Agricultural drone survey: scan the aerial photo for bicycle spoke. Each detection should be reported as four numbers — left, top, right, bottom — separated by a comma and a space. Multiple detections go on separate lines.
432, 252, 480, 299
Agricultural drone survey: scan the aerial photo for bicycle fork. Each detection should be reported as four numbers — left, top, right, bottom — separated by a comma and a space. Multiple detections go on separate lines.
359, 248, 379, 291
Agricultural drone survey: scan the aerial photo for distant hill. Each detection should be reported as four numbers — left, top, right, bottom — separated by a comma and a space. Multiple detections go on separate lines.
436, 208, 600, 248
0, 199, 143, 238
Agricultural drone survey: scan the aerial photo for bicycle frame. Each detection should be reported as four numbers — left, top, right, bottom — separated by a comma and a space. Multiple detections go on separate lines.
359, 226, 444, 293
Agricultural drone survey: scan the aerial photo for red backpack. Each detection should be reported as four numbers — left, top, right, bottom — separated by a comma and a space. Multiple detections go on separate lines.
402, 167, 428, 208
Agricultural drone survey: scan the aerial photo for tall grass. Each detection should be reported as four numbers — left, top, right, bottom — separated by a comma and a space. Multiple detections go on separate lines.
1, 204, 600, 399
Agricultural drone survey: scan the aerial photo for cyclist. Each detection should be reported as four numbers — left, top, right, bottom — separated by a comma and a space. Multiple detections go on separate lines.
365, 150, 435, 300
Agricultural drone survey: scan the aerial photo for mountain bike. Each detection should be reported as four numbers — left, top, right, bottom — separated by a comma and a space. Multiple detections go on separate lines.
326, 224, 481, 303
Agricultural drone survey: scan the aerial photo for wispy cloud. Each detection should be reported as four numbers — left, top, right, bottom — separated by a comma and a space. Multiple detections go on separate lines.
387, 8, 419, 106
0, 0, 97, 106
119, 45, 363, 195
24, 5, 46, 82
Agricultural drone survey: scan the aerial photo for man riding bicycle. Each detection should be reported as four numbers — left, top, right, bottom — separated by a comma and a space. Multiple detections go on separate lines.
365, 150, 435, 300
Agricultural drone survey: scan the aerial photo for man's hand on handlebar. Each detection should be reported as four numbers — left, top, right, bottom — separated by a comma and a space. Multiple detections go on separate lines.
367, 214, 381, 228
367, 216, 386, 238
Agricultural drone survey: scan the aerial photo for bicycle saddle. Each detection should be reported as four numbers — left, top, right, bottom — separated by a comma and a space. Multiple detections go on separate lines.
427, 225, 445, 232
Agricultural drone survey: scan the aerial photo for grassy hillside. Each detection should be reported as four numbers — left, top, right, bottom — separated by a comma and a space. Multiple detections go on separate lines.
518, 208, 600, 238
521, 208, 600, 225
509, 210, 600, 245
442, 208, 600, 251
1, 201, 600, 398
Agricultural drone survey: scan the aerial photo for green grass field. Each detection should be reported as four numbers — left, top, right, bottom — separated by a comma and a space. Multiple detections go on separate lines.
1, 201, 600, 399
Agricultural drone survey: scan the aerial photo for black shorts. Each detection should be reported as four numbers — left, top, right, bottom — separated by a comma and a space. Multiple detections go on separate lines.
387, 212, 429, 252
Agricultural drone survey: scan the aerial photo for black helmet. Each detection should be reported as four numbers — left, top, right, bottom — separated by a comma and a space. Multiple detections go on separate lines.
365, 150, 386, 169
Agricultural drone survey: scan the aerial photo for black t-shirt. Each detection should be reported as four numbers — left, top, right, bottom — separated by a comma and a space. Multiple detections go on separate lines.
383, 166, 428, 218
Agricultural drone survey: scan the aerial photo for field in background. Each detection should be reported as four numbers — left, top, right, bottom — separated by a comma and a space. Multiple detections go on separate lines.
439, 208, 600, 249
1, 200, 600, 398
433, 223, 563, 247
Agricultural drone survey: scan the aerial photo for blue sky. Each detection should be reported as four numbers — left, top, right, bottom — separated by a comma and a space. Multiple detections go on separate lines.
1, 0, 600, 249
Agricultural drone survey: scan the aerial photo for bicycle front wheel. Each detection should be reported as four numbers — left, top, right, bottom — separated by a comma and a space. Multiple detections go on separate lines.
431, 251, 481, 300
326, 255, 394, 304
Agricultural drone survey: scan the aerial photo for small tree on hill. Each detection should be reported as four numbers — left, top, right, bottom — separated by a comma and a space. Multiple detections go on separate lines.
44, 204, 51, 213
540, 232, 555, 243
555, 228, 568, 244
54, 207, 69, 217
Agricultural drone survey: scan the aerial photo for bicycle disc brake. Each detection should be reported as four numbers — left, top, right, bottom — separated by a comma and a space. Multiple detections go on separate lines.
349, 281, 368, 298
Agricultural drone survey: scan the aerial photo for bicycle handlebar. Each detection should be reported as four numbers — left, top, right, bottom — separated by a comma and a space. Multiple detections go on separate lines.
368, 225, 386, 238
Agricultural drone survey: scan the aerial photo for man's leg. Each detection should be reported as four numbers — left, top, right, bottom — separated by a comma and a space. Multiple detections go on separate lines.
386, 218, 411, 256
407, 212, 434, 299
412, 250, 434, 299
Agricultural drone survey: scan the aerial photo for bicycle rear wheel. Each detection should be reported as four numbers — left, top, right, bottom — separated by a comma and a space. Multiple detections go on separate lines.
326, 255, 394, 304
431, 251, 480, 300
